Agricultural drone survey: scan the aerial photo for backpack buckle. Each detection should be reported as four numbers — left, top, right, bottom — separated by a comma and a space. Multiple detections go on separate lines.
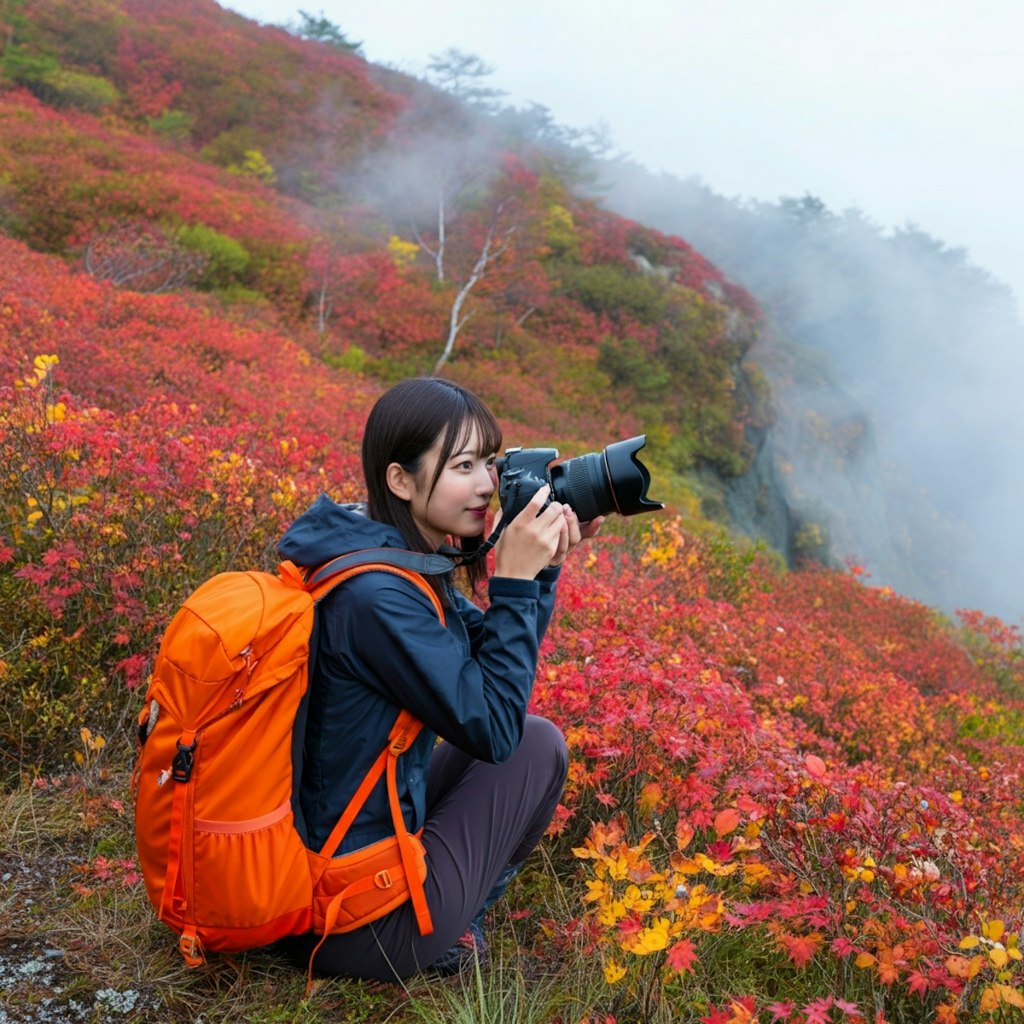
178, 928, 205, 966
171, 739, 197, 783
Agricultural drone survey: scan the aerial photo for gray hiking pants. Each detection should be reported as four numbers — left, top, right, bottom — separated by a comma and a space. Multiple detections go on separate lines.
282, 714, 569, 981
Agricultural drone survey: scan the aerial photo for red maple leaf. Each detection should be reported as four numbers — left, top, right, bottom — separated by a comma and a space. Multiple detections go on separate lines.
778, 931, 822, 968
665, 938, 698, 973
907, 969, 930, 995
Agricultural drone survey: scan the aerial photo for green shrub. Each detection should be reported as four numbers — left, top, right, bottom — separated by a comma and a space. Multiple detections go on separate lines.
1, 50, 119, 113
559, 263, 667, 323
323, 344, 368, 374
598, 335, 671, 401
173, 223, 251, 290
147, 109, 195, 144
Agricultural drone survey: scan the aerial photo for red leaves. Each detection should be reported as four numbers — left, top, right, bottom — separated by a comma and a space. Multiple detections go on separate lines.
713, 807, 741, 838
776, 929, 823, 968
548, 511, 1024, 1018
665, 938, 698, 973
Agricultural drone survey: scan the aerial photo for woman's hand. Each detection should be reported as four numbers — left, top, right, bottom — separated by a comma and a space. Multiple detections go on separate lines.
548, 507, 604, 567
493, 485, 568, 580
492, 486, 604, 579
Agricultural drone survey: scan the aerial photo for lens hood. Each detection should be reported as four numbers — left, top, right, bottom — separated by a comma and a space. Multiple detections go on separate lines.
602, 435, 664, 516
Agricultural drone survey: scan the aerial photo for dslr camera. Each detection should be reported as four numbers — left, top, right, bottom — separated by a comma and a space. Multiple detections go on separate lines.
496, 435, 663, 523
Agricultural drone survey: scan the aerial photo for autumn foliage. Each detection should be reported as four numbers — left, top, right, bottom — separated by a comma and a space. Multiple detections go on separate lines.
2, 2, 1023, 1021
3, 229, 1023, 1020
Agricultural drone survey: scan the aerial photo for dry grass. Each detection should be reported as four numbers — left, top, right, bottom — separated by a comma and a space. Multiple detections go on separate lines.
0, 746, 601, 1024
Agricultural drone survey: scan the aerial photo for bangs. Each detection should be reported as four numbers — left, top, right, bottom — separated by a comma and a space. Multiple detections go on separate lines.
426, 389, 503, 495
457, 404, 502, 458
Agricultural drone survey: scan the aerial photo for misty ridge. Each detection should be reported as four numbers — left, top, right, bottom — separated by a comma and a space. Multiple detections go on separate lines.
596, 163, 1024, 625
327, 41, 1024, 626
341, 62, 1024, 626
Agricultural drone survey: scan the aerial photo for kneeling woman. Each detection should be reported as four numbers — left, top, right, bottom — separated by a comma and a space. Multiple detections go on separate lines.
278, 377, 600, 981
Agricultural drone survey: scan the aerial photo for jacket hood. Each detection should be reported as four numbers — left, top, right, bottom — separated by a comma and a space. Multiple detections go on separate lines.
278, 495, 408, 567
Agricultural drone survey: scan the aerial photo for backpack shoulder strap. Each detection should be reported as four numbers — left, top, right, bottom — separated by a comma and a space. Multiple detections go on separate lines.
280, 548, 453, 624
305, 548, 455, 583
288, 550, 446, 937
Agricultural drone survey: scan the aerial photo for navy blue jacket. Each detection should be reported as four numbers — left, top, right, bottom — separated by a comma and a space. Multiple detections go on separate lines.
278, 495, 560, 855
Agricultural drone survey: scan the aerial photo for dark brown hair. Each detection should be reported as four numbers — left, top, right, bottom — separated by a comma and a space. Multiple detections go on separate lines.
362, 378, 502, 593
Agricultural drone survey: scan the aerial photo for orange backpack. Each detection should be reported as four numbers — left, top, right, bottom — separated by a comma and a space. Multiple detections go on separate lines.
133, 549, 451, 969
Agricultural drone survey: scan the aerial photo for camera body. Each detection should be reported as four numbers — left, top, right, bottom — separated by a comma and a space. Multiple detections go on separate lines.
496, 435, 663, 524
496, 446, 560, 520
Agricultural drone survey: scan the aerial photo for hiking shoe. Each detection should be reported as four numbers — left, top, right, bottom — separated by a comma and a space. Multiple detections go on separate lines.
428, 920, 487, 976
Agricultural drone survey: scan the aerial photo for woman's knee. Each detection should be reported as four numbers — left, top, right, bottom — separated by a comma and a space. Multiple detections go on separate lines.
523, 714, 568, 781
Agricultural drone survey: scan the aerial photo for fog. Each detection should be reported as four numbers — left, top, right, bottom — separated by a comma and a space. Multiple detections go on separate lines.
599, 164, 1024, 627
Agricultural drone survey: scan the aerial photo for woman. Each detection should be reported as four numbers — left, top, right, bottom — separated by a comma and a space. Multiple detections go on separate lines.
277, 377, 600, 981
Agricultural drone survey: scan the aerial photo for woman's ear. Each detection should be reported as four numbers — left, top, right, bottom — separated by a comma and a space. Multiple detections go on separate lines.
385, 461, 413, 501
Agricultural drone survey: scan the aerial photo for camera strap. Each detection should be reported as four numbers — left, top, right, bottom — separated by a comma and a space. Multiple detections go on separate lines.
444, 519, 505, 567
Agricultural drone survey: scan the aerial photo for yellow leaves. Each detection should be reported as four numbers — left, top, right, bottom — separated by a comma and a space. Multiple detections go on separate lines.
606, 852, 633, 882
979, 983, 1024, 1012
26, 495, 43, 527
958, 919, 1022, 975
672, 851, 739, 878
74, 727, 107, 766
542, 203, 578, 258
641, 540, 678, 567
621, 883, 657, 915
639, 518, 686, 568
16, 353, 59, 390
989, 946, 1009, 970
638, 782, 663, 818
945, 954, 985, 979
996, 983, 1024, 1008
577, 817, 729, 987
80, 727, 106, 752
742, 862, 772, 887
386, 234, 419, 268
598, 897, 628, 928
224, 147, 277, 184
622, 916, 671, 955
602, 959, 627, 984
271, 476, 299, 507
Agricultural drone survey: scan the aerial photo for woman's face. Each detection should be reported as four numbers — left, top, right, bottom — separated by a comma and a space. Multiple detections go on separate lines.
392, 421, 498, 548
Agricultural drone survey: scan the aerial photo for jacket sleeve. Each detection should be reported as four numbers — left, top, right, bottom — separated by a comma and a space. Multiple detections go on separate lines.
318, 571, 552, 763
454, 565, 561, 657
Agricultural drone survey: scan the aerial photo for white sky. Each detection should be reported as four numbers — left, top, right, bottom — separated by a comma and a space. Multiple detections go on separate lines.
220, 0, 1024, 309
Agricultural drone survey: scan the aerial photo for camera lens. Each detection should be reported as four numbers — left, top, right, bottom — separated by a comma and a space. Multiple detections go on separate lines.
551, 435, 663, 521
552, 451, 611, 522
